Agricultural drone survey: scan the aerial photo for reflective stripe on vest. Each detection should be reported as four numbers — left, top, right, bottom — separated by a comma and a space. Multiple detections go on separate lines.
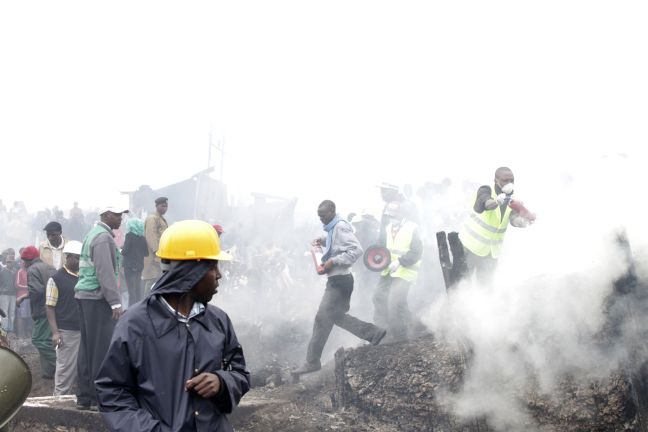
458, 190, 511, 258
381, 221, 421, 282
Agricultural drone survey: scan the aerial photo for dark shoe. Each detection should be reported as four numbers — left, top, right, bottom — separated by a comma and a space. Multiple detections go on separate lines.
76, 402, 92, 411
370, 328, 387, 346
292, 361, 321, 375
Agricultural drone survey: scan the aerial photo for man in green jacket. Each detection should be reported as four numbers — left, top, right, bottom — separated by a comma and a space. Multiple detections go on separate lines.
74, 206, 128, 410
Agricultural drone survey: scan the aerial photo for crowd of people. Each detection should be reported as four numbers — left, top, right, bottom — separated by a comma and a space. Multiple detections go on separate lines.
0, 167, 535, 430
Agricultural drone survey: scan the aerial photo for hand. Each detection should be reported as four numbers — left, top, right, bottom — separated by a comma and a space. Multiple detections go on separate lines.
52, 332, 62, 348
311, 238, 322, 247
388, 260, 401, 273
317, 259, 334, 275
186, 372, 222, 398
484, 199, 498, 210
495, 193, 508, 205
111, 307, 123, 320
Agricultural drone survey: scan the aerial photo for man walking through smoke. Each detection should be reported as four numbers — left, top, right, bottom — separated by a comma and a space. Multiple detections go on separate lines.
373, 200, 423, 341
293, 200, 387, 376
458, 167, 534, 284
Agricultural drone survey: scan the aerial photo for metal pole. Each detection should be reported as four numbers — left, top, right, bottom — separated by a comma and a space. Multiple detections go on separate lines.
220, 138, 225, 182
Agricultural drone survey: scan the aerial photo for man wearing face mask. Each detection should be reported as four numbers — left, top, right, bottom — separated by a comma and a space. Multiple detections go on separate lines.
374, 201, 423, 342
458, 166, 532, 285
95, 220, 250, 432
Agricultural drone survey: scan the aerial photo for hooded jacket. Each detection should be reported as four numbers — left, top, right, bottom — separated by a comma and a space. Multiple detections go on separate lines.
95, 260, 250, 432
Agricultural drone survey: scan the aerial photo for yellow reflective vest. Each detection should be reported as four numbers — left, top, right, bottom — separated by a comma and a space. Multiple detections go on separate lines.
459, 190, 511, 258
381, 221, 421, 282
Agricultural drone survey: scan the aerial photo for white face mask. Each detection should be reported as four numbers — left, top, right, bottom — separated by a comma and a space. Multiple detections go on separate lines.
501, 183, 515, 195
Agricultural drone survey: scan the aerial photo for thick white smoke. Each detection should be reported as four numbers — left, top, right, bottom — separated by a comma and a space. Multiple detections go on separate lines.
423, 154, 648, 430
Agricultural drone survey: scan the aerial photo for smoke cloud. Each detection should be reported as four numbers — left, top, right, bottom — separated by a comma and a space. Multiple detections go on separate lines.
423, 154, 648, 430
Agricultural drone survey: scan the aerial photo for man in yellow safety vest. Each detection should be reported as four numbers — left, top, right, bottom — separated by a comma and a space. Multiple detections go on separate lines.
373, 201, 423, 342
458, 166, 533, 285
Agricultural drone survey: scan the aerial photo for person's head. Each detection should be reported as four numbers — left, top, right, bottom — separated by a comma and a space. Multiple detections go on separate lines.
63, 240, 82, 273
383, 201, 403, 223
99, 206, 130, 230
2, 249, 15, 266
155, 197, 168, 216
43, 221, 63, 247
156, 220, 232, 304
3, 249, 16, 268
317, 200, 336, 225
20, 246, 40, 268
379, 182, 399, 203
494, 167, 515, 192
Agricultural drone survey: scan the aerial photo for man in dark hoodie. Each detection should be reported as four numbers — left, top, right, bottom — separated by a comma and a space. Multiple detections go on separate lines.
95, 220, 250, 432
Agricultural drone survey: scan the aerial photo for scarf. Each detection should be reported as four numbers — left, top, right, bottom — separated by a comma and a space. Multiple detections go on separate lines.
126, 218, 145, 237
321, 216, 340, 263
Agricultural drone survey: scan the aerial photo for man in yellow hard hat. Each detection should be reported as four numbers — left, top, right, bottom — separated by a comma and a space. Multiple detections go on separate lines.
95, 220, 250, 432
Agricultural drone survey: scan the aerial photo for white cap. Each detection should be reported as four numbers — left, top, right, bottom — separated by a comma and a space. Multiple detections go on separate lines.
63, 240, 82, 255
100, 206, 130, 215
376, 182, 399, 191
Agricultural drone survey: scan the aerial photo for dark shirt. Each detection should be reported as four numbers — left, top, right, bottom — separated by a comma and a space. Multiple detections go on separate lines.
50, 268, 80, 331
0, 266, 17, 295
473, 184, 507, 221
121, 232, 149, 273
27, 260, 56, 320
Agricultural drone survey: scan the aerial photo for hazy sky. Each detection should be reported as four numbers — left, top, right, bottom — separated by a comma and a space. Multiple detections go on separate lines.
1, 1, 646, 215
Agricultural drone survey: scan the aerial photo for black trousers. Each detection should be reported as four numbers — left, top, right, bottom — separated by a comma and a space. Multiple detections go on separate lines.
76, 299, 116, 406
306, 274, 380, 365
464, 248, 498, 285
124, 269, 144, 307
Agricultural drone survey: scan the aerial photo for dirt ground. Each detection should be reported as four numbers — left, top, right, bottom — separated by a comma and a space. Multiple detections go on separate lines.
8, 336, 55, 398
8, 335, 398, 432
234, 363, 401, 432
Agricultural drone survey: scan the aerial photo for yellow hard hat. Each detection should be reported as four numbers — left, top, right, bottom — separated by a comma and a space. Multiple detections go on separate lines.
157, 220, 232, 261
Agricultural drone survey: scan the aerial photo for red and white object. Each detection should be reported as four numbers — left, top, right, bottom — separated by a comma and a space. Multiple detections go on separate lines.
509, 199, 537, 222
311, 246, 325, 274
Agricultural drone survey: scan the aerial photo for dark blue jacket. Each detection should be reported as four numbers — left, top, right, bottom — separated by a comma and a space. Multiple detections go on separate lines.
95, 261, 250, 432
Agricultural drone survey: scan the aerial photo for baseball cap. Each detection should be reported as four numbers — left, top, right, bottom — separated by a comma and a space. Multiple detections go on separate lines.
63, 240, 83, 255
376, 182, 399, 191
20, 246, 40, 261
